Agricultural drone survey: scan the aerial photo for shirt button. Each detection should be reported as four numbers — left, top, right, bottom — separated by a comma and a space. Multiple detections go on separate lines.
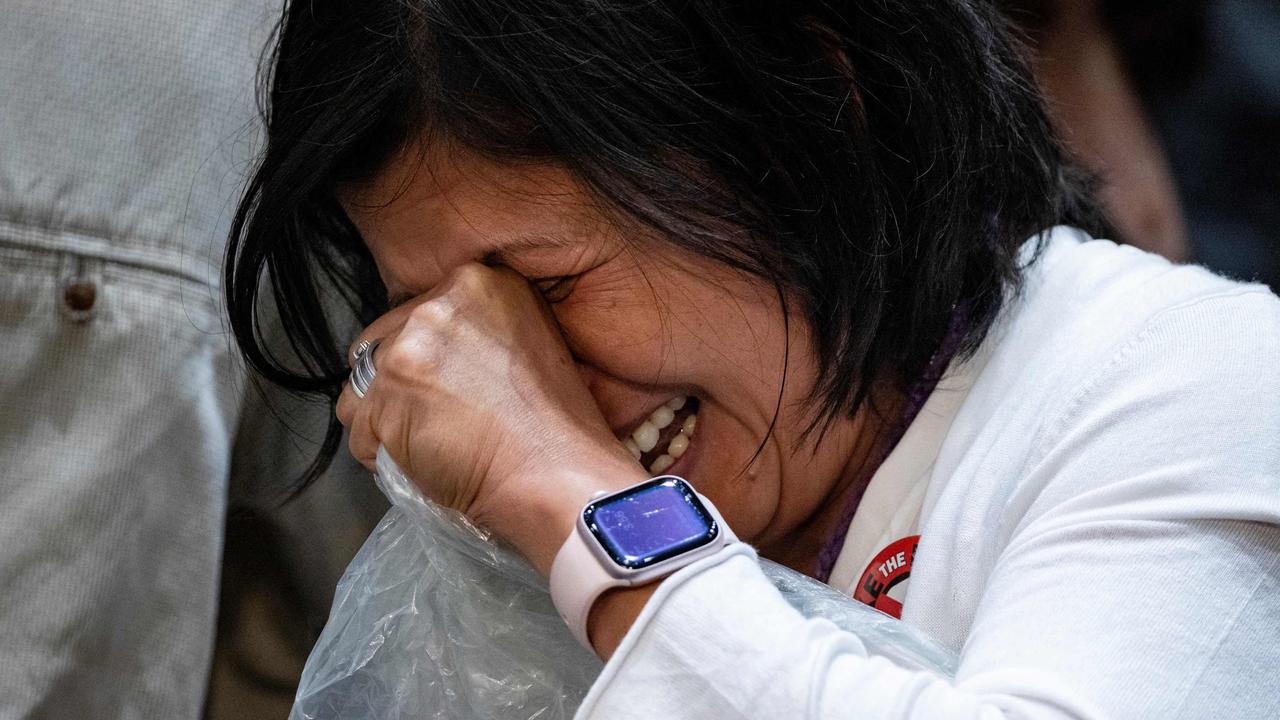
62, 280, 97, 321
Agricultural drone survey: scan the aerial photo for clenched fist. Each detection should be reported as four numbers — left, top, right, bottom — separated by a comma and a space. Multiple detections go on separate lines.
336, 263, 648, 575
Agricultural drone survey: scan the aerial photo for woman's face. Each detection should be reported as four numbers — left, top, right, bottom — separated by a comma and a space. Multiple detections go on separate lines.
342, 141, 864, 550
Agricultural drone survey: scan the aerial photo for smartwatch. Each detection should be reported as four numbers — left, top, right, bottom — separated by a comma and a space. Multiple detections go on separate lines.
549, 475, 738, 649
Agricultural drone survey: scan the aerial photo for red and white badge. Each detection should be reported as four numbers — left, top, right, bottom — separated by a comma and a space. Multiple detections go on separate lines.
851, 535, 919, 619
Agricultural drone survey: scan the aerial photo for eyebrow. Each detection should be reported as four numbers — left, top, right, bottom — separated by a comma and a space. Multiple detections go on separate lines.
480, 232, 583, 267
386, 233, 581, 307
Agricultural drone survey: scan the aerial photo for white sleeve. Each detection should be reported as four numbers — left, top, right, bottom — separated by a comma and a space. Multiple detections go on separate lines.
576, 544, 1112, 720
576, 291, 1280, 720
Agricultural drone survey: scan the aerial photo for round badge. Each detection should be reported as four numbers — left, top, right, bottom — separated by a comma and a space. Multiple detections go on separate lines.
852, 535, 920, 618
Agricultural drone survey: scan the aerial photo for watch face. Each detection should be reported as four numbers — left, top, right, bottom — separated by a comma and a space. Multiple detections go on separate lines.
583, 476, 719, 570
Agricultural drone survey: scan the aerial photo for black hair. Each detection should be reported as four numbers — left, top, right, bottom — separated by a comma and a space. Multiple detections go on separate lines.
226, 0, 1102, 490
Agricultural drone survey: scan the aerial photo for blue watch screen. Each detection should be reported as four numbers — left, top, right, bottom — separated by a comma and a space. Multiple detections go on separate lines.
583, 477, 718, 569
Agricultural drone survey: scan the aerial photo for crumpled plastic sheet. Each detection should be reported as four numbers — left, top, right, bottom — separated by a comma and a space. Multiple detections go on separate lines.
291, 448, 957, 720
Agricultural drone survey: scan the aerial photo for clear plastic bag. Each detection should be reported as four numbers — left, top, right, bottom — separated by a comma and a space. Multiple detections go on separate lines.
290, 448, 957, 720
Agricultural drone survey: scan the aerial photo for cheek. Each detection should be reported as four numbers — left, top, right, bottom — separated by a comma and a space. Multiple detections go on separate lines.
553, 260, 789, 396
552, 287, 680, 381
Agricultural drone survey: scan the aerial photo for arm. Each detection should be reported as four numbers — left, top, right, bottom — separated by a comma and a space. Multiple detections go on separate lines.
588, 582, 659, 660
579, 291, 1280, 719
334, 262, 1280, 718
581, 524, 1280, 719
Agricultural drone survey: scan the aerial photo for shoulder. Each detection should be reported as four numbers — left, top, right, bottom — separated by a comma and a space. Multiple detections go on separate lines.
1013, 226, 1279, 361
982, 226, 1280, 413
949, 227, 1280, 525
1029, 226, 1277, 380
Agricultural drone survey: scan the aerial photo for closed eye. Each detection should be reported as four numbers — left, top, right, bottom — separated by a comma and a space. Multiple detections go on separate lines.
532, 274, 580, 303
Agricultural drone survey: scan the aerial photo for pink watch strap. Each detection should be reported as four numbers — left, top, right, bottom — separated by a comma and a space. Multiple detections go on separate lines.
549, 486, 737, 650
549, 524, 627, 649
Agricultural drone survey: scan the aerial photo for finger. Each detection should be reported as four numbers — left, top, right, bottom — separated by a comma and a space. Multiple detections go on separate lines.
335, 380, 357, 428
347, 407, 380, 471
339, 381, 381, 470
347, 295, 426, 367
336, 365, 383, 471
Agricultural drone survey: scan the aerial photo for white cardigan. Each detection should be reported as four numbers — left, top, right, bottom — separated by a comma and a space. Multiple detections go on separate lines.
576, 227, 1280, 719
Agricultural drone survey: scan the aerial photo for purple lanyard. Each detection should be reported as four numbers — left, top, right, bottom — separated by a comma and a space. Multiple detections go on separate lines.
813, 306, 970, 583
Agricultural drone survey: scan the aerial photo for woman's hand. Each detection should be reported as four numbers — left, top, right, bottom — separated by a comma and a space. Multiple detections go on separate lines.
336, 263, 648, 576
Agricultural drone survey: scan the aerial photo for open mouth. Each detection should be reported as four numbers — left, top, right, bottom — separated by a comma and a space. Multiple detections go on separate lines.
620, 396, 700, 474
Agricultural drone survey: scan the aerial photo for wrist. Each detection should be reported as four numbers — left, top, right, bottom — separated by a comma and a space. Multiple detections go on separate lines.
499, 449, 650, 578
587, 583, 660, 659
548, 474, 738, 649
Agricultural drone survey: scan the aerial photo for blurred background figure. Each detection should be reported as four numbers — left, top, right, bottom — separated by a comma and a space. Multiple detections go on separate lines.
0, 3, 383, 718
1002, 0, 1280, 289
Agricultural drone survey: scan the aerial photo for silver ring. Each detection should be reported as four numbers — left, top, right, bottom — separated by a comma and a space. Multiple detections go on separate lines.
350, 339, 380, 399
352, 339, 371, 364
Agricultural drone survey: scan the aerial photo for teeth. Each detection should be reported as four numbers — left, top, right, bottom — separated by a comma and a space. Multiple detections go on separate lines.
622, 396, 699, 470
649, 454, 675, 473
632, 421, 659, 453
667, 433, 689, 458
681, 413, 697, 435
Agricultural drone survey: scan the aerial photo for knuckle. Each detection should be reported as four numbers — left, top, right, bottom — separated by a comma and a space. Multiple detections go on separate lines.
379, 335, 439, 380
441, 263, 494, 302
452, 262, 488, 289
409, 296, 456, 327
376, 338, 413, 373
